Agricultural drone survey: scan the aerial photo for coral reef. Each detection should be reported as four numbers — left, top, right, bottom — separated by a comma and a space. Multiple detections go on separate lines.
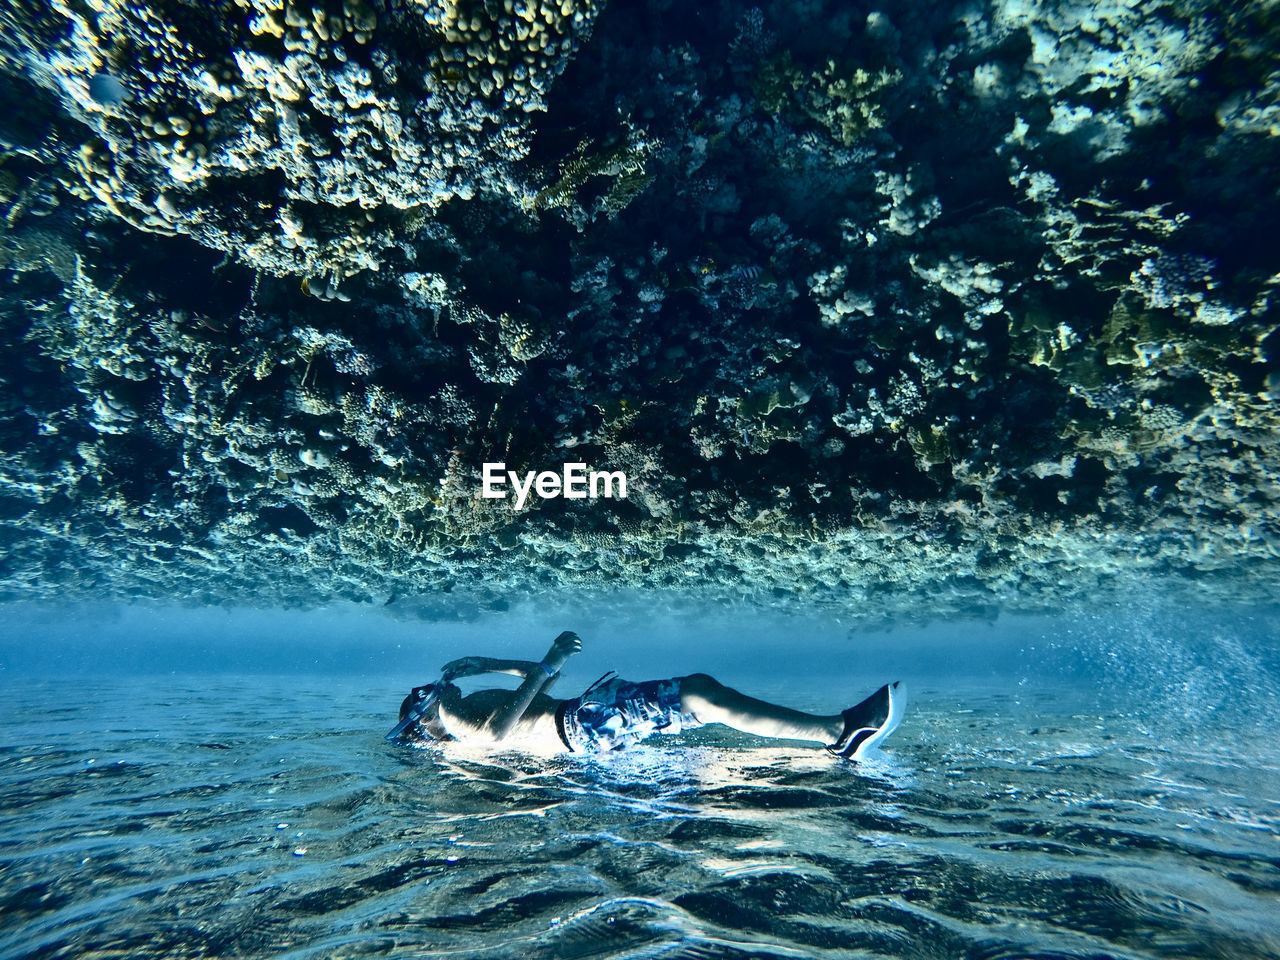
0, 0, 1277, 621
6, 0, 602, 283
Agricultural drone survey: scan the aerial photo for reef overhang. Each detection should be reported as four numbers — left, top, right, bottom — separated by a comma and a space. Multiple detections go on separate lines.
1, 0, 1277, 622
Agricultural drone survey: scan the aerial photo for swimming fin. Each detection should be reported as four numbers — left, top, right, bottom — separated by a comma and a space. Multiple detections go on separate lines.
827, 681, 906, 760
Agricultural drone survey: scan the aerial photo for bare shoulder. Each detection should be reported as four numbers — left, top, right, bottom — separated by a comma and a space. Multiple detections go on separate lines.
457, 689, 510, 716
440, 688, 560, 739
439, 689, 505, 730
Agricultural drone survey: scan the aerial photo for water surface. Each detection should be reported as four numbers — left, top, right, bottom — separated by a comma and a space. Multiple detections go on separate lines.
3, 674, 1276, 959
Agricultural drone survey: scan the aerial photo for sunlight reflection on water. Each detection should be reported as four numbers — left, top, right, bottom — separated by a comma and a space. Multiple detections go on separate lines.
1, 656, 1278, 960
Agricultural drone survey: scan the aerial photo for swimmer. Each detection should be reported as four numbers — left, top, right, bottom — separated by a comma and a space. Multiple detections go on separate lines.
387, 631, 905, 760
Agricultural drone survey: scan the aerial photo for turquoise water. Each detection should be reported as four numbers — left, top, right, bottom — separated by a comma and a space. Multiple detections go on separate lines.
2, 0, 1278, 953
2, 605, 1277, 959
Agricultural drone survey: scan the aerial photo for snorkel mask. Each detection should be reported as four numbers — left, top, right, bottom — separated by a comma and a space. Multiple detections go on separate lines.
385, 682, 443, 741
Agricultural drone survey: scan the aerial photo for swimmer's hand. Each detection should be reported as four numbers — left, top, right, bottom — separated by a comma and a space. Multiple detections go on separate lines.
440, 656, 487, 681
544, 631, 582, 671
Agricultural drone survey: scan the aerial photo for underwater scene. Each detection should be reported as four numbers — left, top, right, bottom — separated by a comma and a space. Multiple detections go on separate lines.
1, 0, 1278, 956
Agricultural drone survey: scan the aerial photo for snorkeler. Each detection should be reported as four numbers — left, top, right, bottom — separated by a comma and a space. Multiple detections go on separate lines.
387, 631, 906, 761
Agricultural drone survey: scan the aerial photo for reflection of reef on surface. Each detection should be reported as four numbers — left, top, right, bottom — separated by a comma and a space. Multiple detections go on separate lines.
0, 0, 1277, 621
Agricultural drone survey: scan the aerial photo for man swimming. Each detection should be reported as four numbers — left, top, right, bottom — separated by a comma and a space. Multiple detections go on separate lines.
387, 631, 906, 760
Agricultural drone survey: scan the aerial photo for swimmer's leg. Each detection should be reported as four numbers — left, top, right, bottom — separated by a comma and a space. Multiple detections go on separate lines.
678, 673, 845, 744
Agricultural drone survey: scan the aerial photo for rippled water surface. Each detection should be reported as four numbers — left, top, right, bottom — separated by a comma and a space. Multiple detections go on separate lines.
2, 676, 1278, 960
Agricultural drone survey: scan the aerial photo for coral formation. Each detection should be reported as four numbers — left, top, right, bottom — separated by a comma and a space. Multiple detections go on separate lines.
0, 0, 1276, 621
7, 0, 603, 281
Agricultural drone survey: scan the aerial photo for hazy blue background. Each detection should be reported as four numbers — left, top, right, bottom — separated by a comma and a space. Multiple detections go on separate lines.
2, 594, 1276, 741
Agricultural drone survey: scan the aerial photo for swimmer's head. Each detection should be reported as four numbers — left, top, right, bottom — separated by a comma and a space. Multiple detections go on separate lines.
386, 683, 443, 742
398, 685, 431, 721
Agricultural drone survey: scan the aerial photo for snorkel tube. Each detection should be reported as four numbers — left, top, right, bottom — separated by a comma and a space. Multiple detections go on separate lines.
385, 682, 443, 741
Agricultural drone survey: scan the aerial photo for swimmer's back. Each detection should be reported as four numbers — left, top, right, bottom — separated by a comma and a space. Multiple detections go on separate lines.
437, 687, 565, 751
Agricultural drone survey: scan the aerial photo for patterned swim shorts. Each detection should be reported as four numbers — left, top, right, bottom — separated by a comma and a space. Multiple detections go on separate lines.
556, 675, 702, 753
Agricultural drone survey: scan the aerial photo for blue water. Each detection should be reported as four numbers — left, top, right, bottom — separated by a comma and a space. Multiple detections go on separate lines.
2, 601, 1278, 959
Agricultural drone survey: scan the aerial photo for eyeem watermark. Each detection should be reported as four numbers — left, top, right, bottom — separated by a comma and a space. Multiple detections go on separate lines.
482, 462, 627, 510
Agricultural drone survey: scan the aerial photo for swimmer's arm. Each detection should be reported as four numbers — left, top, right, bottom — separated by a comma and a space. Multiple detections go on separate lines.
487, 631, 582, 741
440, 656, 540, 681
